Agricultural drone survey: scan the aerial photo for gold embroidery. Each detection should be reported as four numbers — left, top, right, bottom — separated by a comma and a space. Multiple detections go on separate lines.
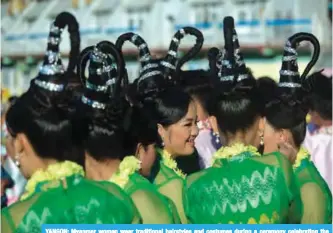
259, 214, 271, 223
247, 218, 257, 224
227, 212, 280, 224
40, 180, 61, 192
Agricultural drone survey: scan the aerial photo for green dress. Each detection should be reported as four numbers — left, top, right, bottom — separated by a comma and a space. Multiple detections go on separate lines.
108, 156, 181, 224
1, 174, 141, 233
291, 147, 332, 223
184, 144, 300, 224
150, 148, 187, 223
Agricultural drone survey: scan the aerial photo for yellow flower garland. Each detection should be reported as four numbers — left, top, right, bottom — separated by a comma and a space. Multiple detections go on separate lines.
156, 148, 186, 179
212, 143, 261, 165
20, 161, 84, 201
109, 156, 141, 188
293, 146, 310, 169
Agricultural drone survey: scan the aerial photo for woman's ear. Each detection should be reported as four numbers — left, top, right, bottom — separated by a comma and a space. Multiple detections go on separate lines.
258, 117, 266, 136
135, 143, 145, 160
259, 117, 266, 132
13, 133, 26, 156
157, 123, 166, 141
208, 115, 219, 134
278, 129, 288, 143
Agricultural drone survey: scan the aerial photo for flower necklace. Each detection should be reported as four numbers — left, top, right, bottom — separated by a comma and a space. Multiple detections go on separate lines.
156, 148, 186, 179
293, 146, 310, 170
109, 156, 141, 188
212, 143, 261, 165
21, 161, 84, 201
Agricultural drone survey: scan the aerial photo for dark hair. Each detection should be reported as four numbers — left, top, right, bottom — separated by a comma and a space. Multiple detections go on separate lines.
5, 12, 81, 163
117, 29, 200, 150
306, 71, 332, 120
208, 16, 261, 135
179, 70, 213, 113
256, 77, 277, 115
265, 32, 320, 148
123, 105, 158, 156
76, 41, 127, 161
8, 96, 18, 106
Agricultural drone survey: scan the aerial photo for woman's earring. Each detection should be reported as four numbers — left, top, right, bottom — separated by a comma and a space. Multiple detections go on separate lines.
14, 154, 21, 167
260, 134, 264, 146
213, 132, 220, 144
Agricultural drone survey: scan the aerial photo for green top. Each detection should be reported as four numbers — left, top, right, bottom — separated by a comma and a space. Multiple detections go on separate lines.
184, 149, 300, 224
292, 151, 332, 223
106, 171, 180, 224
150, 148, 187, 223
1, 175, 141, 233
106, 155, 181, 224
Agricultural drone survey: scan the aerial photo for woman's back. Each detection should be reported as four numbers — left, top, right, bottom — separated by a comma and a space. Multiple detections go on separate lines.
2, 175, 140, 233
123, 172, 181, 224
185, 151, 299, 224
292, 148, 332, 223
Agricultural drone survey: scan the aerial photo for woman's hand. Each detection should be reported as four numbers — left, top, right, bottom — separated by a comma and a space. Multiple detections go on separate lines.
277, 140, 298, 164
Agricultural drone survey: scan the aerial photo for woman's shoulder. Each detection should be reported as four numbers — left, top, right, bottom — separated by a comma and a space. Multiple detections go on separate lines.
154, 163, 185, 186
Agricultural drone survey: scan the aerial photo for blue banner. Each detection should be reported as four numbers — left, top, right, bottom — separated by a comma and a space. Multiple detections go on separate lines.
42, 224, 332, 233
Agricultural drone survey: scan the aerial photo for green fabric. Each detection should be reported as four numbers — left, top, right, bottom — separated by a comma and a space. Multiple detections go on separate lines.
184, 150, 300, 224
293, 156, 332, 223
1, 175, 141, 233
151, 149, 187, 223
105, 172, 180, 224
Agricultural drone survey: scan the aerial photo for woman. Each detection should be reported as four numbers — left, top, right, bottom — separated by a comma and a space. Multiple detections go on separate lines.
184, 16, 300, 224
76, 40, 180, 223
263, 33, 332, 223
303, 70, 332, 191
1, 12, 141, 233
116, 29, 203, 223
177, 63, 219, 169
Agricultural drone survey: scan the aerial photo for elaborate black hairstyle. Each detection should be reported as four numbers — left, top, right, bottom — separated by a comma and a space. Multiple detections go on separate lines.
256, 76, 278, 115
115, 27, 203, 102
208, 16, 259, 134
265, 32, 320, 147
76, 40, 127, 161
5, 12, 80, 162
116, 29, 201, 152
306, 70, 332, 120
36, 11, 80, 94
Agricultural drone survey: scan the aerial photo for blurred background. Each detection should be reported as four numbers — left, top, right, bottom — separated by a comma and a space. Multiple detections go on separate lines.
1, 0, 332, 101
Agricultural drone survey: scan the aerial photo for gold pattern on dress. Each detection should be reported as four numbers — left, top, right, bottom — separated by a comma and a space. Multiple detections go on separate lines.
227, 211, 280, 224
247, 218, 257, 224
40, 180, 61, 192
259, 214, 271, 223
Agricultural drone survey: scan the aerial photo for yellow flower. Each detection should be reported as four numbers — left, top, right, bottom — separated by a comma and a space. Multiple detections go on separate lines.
259, 214, 271, 224
156, 148, 186, 179
271, 211, 280, 223
293, 146, 310, 170
20, 161, 84, 201
247, 218, 257, 224
109, 156, 141, 188
212, 143, 261, 165
306, 114, 311, 123
228, 221, 234, 224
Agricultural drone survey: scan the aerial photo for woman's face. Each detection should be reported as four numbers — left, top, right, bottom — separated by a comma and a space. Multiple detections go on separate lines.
159, 101, 199, 157
192, 97, 208, 122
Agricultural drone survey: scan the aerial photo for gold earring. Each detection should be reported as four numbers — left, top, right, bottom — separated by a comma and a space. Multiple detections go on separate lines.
14, 154, 21, 167
260, 134, 264, 146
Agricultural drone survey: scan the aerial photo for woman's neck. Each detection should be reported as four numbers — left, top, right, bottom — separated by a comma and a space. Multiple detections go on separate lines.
223, 132, 247, 147
85, 157, 121, 181
163, 147, 177, 159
